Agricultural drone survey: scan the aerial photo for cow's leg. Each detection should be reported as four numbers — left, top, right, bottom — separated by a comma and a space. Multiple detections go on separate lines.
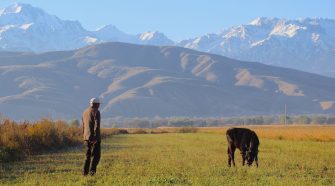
227, 146, 231, 167
241, 151, 246, 166
241, 146, 247, 166
255, 154, 259, 167
228, 144, 236, 166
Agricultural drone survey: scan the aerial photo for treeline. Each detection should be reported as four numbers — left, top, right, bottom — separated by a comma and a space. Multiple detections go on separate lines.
103, 115, 335, 128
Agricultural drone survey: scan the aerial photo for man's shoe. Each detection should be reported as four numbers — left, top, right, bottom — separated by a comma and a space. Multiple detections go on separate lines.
89, 171, 96, 176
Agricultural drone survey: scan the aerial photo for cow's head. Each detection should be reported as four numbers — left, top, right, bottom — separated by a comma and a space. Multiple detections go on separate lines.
246, 150, 258, 166
246, 131, 259, 166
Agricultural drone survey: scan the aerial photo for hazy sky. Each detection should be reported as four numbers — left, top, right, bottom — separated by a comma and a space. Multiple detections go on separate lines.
1, 0, 334, 41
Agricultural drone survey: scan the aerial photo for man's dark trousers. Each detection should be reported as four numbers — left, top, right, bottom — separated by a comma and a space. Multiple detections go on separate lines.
84, 141, 101, 175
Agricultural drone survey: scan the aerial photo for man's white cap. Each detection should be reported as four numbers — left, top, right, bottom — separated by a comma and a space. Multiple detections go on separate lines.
90, 98, 100, 106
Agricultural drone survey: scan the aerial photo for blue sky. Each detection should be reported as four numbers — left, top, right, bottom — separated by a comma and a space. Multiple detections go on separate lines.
1, 0, 334, 41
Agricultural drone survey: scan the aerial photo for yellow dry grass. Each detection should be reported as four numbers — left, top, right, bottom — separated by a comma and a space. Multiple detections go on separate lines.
101, 125, 335, 142
195, 125, 335, 141
148, 125, 335, 141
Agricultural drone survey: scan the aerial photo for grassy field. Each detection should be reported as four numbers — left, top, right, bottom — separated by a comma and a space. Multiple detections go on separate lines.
1, 127, 335, 185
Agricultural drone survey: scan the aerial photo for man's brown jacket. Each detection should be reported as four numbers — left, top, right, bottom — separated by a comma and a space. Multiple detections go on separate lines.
82, 107, 101, 142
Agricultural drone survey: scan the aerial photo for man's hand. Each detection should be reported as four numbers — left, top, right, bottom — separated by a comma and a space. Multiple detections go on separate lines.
91, 139, 97, 145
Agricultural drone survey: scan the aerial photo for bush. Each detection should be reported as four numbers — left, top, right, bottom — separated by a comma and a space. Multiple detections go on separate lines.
177, 127, 198, 133
0, 118, 127, 162
101, 128, 129, 137
150, 129, 169, 134
0, 119, 81, 161
118, 129, 129, 134
131, 129, 148, 134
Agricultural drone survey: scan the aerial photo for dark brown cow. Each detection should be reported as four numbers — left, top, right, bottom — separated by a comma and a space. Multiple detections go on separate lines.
226, 128, 259, 167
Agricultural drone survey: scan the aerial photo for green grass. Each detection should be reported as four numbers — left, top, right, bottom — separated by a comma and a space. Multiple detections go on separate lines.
1, 133, 334, 185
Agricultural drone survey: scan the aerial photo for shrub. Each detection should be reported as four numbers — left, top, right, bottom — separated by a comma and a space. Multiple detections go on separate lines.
131, 129, 148, 134
178, 127, 198, 133
101, 128, 128, 137
0, 119, 81, 161
118, 129, 129, 134
150, 129, 169, 134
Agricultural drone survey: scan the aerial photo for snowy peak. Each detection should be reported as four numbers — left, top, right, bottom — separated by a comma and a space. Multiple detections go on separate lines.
180, 33, 222, 52
0, 3, 48, 22
270, 21, 307, 37
96, 24, 120, 32
1, 3, 28, 14
0, 3, 85, 29
137, 31, 174, 46
139, 31, 160, 40
95, 24, 132, 41
180, 17, 335, 77
0, 3, 177, 51
248, 17, 279, 26
0, 2, 334, 78
0, 3, 90, 52
94, 27, 175, 45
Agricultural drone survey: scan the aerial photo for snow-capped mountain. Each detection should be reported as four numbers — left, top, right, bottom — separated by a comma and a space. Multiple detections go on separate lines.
0, 3, 94, 51
1, 3, 335, 77
95, 24, 134, 43
0, 3, 173, 52
137, 31, 174, 46
179, 17, 335, 77
1, 42, 335, 120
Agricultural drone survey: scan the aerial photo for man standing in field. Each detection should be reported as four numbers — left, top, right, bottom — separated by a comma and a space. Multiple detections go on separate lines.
82, 98, 101, 176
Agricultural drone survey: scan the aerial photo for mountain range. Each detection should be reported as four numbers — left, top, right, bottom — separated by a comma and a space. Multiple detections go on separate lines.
0, 3, 335, 77
0, 3, 174, 52
1, 42, 334, 120
1, 3, 335, 121
180, 17, 335, 77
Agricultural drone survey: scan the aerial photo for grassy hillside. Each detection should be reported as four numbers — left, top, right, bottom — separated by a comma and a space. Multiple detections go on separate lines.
1, 130, 334, 185
3, 42, 335, 120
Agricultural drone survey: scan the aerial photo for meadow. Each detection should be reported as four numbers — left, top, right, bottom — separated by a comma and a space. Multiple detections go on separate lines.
0, 125, 335, 185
